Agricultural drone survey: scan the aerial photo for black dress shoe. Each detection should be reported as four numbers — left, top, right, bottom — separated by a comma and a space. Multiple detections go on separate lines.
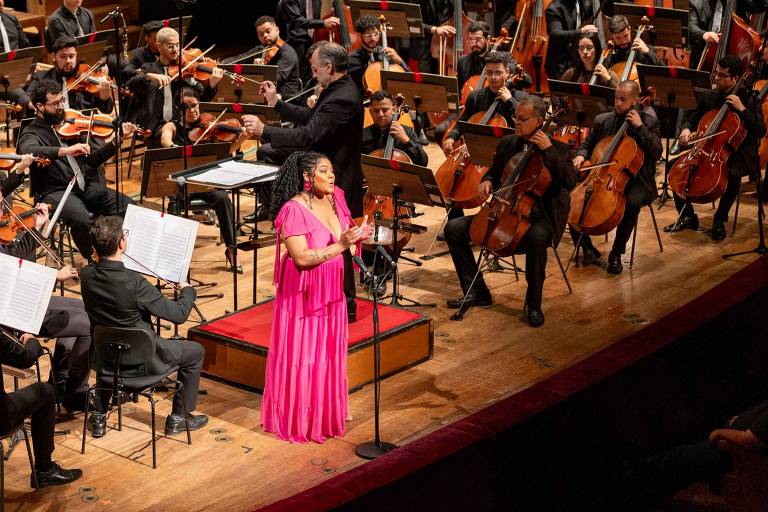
526, 307, 545, 327
446, 292, 492, 309
165, 413, 209, 436
61, 392, 88, 413
87, 412, 106, 438
581, 246, 601, 265
711, 220, 726, 241
664, 214, 699, 232
32, 462, 83, 489
607, 252, 623, 274
436, 232, 446, 242
225, 248, 244, 274
415, 130, 429, 146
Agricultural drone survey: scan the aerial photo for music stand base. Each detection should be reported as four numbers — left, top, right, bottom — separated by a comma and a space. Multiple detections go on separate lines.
355, 441, 397, 460
382, 292, 436, 308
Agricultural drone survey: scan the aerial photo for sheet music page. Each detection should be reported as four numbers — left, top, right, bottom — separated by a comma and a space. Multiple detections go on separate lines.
0, 253, 19, 325
122, 205, 163, 275
0, 254, 57, 334
189, 160, 278, 186
156, 213, 198, 283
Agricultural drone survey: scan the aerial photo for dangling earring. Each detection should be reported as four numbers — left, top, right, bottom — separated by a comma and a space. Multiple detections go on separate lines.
304, 180, 311, 191
303, 180, 313, 209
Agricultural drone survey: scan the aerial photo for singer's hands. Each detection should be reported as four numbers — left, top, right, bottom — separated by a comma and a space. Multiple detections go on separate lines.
357, 215, 373, 242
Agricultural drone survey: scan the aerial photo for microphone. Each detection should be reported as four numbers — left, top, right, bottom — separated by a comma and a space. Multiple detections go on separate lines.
376, 246, 394, 267
353, 255, 373, 283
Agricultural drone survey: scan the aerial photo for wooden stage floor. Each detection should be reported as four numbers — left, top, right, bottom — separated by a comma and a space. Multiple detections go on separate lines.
3, 141, 766, 511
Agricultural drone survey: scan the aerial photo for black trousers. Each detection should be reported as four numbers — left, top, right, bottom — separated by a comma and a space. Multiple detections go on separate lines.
40, 296, 92, 398
571, 180, 649, 255
93, 340, 204, 416
0, 382, 56, 472
288, 41, 312, 84
42, 182, 134, 260
673, 172, 741, 223
445, 215, 553, 309
190, 190, 235, 247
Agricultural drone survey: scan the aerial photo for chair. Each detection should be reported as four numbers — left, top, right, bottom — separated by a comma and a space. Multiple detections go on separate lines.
0, 425, 37, 512
629, 204, 664, 268
80, 326, 191, 469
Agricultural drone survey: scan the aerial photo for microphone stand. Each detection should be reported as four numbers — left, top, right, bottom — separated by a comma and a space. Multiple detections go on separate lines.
355, 256, 397, 460
100, 7, 125, 210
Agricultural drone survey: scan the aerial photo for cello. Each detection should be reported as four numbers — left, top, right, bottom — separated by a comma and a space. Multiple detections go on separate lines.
313, 0, 362, 52
359, 95, 415, 254
511, 0, 551, 94
610, 16, 652, 83
363, 15, 406, 96
468, 106, 567, 255
668, 73, 752, 203
697, 0, 761, 73
569, 89, 655, 235
436, 72, 523, 210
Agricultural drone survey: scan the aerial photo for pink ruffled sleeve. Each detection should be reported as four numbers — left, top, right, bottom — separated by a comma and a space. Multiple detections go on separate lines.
273, 201, 309, 286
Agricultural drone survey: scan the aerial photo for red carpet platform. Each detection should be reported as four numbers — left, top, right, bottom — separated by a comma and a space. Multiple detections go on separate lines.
188, 298, 433, 392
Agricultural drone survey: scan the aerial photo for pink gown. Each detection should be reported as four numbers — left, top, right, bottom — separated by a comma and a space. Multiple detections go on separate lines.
261, 187, 354, 443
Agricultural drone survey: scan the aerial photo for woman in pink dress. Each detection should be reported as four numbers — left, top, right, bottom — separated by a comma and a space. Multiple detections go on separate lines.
262, 151, 372, 443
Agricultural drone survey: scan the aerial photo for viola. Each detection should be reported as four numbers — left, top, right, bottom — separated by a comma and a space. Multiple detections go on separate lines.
697, 0, 761, 73
359, 95, 415, 254
668, 74, 751, 204
188, 112, 245, 144
0, 148, 50, 169
169, 49, 250, 86
468, 107, 567, 256
569, 89, 655, 235
460, 28, 512, 105
511, 0, 551, 94
609, 16, 652, 83
263, 39, 285, 65
313, 0, 362, 52
64, 62, 128, 96
0, 205, 39, 244
363, 15, 406, 96
56, 109, 151, 140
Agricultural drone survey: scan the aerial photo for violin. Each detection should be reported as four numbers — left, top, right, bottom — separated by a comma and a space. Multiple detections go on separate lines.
610, 16, 652, 84
569, 89, 655, 235
56, 109, 151, 140
697, 0, 761, 74
363, 15, 406, 96
668, 73, 752, 204
262, 39, 285, 65
436, 71, 524, 210
65, 62, 129, 97
0, 204, 40, 244
169, 49, 250, 86
468, 107, 567, 257
359, 95, 415, 254
313, 0, 362, 52
188, 112, 245, 144
511, 0, 551, 94
0, 148, 50, 169
460, 28, 512, 106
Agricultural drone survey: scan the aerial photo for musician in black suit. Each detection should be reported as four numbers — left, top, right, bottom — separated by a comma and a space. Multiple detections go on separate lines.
242, 42, 363, 321
688, 0, 768, 69
571, 80, 662, 274
0, 0, 30, 51
0, 331, 83, 488
348, 15, 410, 95
45, 0, 96, 53
602, 15, 662, 70
361, 90, 428, 166
666, 56, 765, 240
444, 96, 577, 327
120, 20, 162, 82
545, 0, 598, 81
276, 0, 341, 83
79, 215, 209, 438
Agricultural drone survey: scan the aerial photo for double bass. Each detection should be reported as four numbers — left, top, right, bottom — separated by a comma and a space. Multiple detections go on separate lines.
511, 0, 551, 94
668, 73, 751, 203
569, 89, 655, 235
697, 0, 761, 73
436, 72, 523, 210
313, 0, 362, 52
468, 107, 567, 255
359, 95, 415, 253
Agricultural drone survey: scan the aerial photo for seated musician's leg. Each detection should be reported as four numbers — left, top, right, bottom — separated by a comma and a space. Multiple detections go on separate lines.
664, 192, 699, 232
517, 220, 552, 327
44, 190, 94, 260
568, 224, 599, 265
608, 181, 649, 274
82, 182, 134, 217
164, 338, 209, 435
444, 214, 492, 307
711, 172, 742, 240
195, 190, 235, 247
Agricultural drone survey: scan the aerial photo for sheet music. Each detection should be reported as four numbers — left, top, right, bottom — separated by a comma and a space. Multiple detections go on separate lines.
122, 204, 199, 283
0, 253, 57, 335
188, 160, 278, 187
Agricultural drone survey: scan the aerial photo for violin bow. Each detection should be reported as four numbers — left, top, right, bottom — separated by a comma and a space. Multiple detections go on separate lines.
61, 57, 107, 95
192, 108, 228, 146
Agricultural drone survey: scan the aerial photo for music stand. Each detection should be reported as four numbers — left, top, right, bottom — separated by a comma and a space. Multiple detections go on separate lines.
382, 69, 458, 136
348, 1, 424, 38
548, 80, 613, 146
74, 41, 108, 68
74, 29, 116, 53
211, 64, 277, 104
613, 3, 688, 49
362, 154, 445, 308
140, 143, 231, 200
459, 121, 514, 167
637, 64, 710, 206
137, 15, 193, 44
0, 47, 39, 146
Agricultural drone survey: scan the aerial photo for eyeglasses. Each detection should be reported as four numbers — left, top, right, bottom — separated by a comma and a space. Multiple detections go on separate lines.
467, 36, 486, 43
45, 99, 65, 107
362, 31, 380, 39
187, 103, 200, 110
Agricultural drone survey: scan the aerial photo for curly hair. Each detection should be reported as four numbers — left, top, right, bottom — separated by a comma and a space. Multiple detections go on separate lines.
270, 151, 327, 222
